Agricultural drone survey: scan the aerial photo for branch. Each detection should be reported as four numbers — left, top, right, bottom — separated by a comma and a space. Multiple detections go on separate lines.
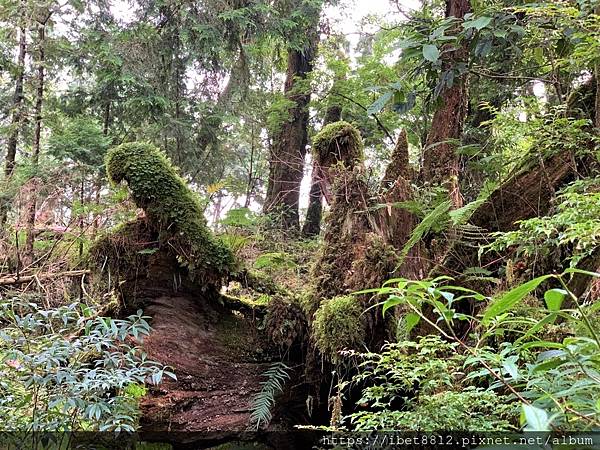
0, 270, 90, 286
331, 92, 396, 145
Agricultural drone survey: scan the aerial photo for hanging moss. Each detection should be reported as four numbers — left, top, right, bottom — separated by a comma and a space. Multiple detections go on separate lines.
104, 142, 235, 287
312, 121, 363, 169
312, 295, 366, 361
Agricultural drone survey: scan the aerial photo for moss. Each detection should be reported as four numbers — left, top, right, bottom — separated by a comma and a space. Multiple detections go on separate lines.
312, 295, 366, 361
312, 121, 363, 168
309, 168, 372, 312
104, 142, 235, 287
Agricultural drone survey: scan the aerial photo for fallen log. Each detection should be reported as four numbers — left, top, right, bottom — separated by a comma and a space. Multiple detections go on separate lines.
0, 269, 90, 286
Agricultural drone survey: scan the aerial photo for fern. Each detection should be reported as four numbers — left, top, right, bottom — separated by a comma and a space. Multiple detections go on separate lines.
249, 362, 290, 430
398, 200, 452, 262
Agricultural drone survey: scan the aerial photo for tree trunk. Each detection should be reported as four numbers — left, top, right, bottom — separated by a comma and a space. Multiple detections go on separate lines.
440, 150, 578, 280
264, 21, 319, 230
421, 0, 471, 208
4, 25, 26, 179
0, 22, 27, 227
23, 22, 46, 266
302, 104, 342, 237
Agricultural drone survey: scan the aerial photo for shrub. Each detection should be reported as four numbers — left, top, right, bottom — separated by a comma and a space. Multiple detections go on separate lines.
0, 293, 174, 431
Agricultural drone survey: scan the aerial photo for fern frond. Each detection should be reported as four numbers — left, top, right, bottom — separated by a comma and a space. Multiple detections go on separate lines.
398, 200, 452, 263
249, 362, 290, 430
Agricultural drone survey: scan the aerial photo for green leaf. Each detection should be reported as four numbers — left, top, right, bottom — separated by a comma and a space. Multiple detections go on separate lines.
404, 313, 421, 334
422, 44, 440, 62
482, 275, 553, 325
544, 289, 567, 311
367, 91, 393, 115
522, 404, 550, 431
382, 295, 404, 317
503, 361, 519, 379
463, 16, 492, 31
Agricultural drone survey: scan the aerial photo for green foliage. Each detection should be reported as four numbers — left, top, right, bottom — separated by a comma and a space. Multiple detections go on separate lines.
0, 294, 174, 431
254, 252, 296, 270
347, 336, 516, 431
105, 142, 235, 285
398, 199, 451, 262
220, 207, 260, 229
249, 362, 290, 430
48, 116, 111, 171
312, 295, 366, 361
490, 179, 600, 267
365, 269, 600, 431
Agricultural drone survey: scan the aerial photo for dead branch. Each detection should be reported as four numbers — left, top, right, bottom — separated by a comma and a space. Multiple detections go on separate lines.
0, 269, 90, 286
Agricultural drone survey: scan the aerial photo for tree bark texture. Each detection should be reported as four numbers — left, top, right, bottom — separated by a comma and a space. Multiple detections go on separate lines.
264, 26, 319, 230
421, 0, 471, 208
4, 25, 26, 179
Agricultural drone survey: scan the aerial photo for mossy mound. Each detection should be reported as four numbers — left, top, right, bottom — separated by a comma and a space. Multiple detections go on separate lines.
104, 142, 235, 288
312, 295, 366, 361
312, 121, 363, 169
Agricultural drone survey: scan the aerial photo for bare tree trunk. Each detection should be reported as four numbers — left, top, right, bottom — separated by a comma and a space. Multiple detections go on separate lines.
23, 22, 46, 266
0, 21, 27, 227
421, 0, 471, 208
4, 24, 26, 179
302, 104, 342, 237
264, 19, 319, 231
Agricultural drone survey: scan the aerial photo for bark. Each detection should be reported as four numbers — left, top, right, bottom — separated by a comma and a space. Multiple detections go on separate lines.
441, 150, 578, 276
23, 22, 46, 266
302, 104, 342, 237
421, 0, 471, 209
381, 129, 411, 189
569, 37, 600, 296
310, 126, 370, 305
4, 24, 26, 179
264, 25, 319, 230
0, 22, 27, 227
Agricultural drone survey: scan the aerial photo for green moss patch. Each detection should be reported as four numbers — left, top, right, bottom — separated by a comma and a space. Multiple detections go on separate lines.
312, 295, 366, 361
312, 121, 363, 168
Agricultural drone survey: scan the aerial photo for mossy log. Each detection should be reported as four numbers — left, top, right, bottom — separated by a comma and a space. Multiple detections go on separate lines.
90, 144, 311, 444
91, 143, 235, 299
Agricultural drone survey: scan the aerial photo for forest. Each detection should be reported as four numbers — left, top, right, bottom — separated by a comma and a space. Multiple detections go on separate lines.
0, 0, 599, 448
